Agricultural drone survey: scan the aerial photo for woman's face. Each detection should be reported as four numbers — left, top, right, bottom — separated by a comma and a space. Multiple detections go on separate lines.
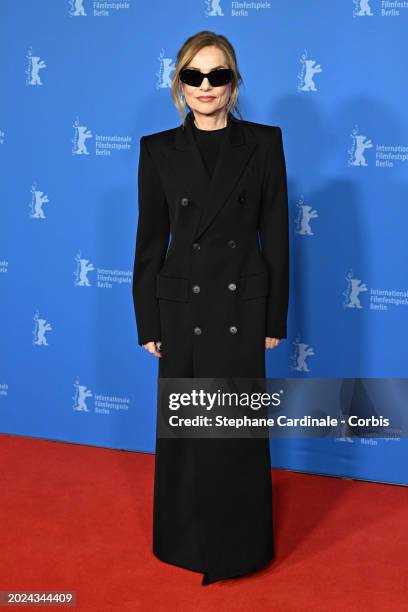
180, 45, 231, 118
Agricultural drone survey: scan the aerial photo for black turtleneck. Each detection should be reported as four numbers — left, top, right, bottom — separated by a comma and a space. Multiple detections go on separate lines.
191, 120, 228, 179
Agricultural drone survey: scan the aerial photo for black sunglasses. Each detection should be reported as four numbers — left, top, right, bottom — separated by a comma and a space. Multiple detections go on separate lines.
179, 68, 232, 87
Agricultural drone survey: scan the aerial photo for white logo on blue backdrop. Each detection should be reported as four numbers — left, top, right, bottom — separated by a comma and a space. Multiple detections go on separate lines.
352, 0, 408, 17
156, 50, 175, 89
74, 252, 95, 287
204, 0, 272, 17
72, 378, 131, 414
348, 126, 408, 168
73, 252, 132, 289
295, 197, 318, 236
71, 118, 132, 155
205, 0, 224, 17
344, 271, 408, 310
25, 48, 46, 86
0, 384, 8, 399
73, 379, 93, 412
348, 126, 373, 166
69, 0, 132, 17
344, 271, 368, 309
291, 337, 315, 372
353, 0, 373, 17
29, 185, 50, 219
69, 0, 87, 16
72, 119, 93, 155
297, 50, 322, 92
33, 312, 52, 346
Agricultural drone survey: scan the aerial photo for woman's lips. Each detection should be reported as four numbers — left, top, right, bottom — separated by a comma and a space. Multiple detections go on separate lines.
197, 96, 215, 101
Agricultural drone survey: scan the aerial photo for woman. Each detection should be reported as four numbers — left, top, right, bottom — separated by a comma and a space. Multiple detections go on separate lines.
132, 31, 289, 585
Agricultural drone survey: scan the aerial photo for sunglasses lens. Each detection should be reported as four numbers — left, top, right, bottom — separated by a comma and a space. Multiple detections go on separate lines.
180, 69, 202, 86
209, 69, 232, 86
180, 68, 232, 87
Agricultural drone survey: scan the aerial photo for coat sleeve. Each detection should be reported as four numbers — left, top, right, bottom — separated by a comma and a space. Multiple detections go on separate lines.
258, 126, 289, 339
132, 136, 170, 346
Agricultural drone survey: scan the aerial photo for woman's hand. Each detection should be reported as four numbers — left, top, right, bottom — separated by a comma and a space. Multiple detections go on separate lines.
265, 337, 281, 350
142, 340, 162, 358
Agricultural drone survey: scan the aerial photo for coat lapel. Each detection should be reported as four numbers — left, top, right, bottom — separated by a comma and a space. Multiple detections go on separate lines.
173, 109, 258, 240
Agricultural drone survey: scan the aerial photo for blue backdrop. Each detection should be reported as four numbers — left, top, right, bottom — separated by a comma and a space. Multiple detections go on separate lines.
1, 0, 407, 485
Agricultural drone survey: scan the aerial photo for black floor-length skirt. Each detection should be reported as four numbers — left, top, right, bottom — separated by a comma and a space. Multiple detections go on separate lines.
152, 298, 274, 586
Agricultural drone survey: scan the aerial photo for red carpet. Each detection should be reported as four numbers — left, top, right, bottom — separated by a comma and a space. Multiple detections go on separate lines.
0, 433, 407, 611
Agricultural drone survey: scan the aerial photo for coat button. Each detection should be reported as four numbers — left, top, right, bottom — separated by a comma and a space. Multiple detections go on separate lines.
180, 197, 189, 207
227, 239, 237, 248
228, 283, 236, 291
238, 193, 247, 203
229, 325, 238, 334
192, 242, 201, 251
192, 284, 200, 293
194, 326, 202, 335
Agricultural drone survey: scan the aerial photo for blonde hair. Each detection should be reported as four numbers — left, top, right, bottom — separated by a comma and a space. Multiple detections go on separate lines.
171, 31, 243, 127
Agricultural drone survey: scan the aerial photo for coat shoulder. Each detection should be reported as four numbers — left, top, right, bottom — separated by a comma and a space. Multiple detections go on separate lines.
237, 117, 283, 146
140, 126, 177, 146
139, 117, 283, 152
238, 117, 281, 131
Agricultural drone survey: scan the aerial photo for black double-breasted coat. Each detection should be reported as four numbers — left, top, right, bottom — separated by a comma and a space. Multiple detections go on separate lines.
132, 109, 289, 585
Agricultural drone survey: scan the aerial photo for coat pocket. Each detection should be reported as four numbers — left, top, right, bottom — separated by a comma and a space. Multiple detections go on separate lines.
156, 274, 190, 302
238, 271, 270, 300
